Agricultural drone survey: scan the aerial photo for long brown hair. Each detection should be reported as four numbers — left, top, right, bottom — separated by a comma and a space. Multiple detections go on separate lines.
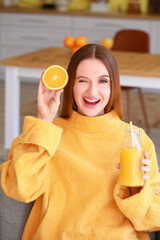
60, 44, 122, 119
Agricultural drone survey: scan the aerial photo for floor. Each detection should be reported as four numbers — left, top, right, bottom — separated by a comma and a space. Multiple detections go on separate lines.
0, 81, 160, 167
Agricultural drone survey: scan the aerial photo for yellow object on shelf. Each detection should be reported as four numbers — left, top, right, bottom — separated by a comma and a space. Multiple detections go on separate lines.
140, 0, 149, 14
109, 0, 128, 12
68, 0, 90, 10
18, 0, 43, 8
109, 0, 148, 14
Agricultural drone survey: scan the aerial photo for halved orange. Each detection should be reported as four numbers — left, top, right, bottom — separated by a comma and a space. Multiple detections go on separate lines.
42, 65, 68, 91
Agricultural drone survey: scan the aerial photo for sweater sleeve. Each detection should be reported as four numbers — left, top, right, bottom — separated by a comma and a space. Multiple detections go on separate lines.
0, 116, 62, 203
114, 130, 160, 232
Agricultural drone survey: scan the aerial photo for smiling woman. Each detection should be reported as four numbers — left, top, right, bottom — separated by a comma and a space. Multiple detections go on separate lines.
73, 58, 111, 117
60, 44, 122, 118
0, 44, 160, 240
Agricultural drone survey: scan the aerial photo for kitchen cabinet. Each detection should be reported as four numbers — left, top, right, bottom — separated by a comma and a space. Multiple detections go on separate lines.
150, 21, 160, 53
72, 16, 151, 45
0, 14, 3, 75
1, 13, 72, 47
0, 11, 159, 78
0, 13, 72, 77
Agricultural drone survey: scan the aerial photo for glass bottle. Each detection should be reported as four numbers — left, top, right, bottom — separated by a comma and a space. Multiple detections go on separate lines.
120, 129, 144, 187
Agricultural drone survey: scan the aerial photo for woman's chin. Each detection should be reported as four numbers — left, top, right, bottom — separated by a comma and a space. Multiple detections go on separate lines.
77, 108, 104, 117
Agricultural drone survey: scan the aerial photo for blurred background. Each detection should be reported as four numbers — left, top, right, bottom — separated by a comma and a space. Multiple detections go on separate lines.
0, 0, 159, 160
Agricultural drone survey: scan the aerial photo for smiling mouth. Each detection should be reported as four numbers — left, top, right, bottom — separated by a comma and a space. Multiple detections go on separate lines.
83, 98, 100, 108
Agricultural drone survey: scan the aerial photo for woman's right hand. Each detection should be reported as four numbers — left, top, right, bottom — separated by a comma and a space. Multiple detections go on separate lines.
37, 73, 64, 123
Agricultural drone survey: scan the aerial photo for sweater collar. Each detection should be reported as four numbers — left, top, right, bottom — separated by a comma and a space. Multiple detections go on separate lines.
66, 110, 122, 133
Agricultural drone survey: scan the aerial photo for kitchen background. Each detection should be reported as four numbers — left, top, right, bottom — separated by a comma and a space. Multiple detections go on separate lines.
0, 0, 160, 162
0, 0, 153, 13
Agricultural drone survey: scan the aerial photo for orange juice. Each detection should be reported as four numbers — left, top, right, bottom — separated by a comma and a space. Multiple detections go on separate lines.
120, 147, 144, 186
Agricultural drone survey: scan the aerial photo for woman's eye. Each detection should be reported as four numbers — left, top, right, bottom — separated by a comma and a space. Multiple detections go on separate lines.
99, 79, 108, 84
79, 80, 88, 83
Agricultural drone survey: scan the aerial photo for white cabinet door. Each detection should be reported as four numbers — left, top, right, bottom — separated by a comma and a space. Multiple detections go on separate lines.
73, 16, 152, 52
122, 19, 150, 33
0, 13, 73, 78
73, 16, 125, 44
0, 14, 2, 44
1, 13, 72, 48
0, 15, 2, 76
150, 21, 160, 54
1, 26, 71, 48
1, 13, 72, 29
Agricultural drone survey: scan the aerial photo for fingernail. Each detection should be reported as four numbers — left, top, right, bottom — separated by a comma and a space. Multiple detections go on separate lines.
144, 151, 149, 158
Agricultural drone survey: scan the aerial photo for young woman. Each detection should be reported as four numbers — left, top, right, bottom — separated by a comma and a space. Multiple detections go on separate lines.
1, 44, 160, 240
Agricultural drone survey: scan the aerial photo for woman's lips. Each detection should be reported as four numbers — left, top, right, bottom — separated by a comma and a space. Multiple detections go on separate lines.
83, 97, 100, 109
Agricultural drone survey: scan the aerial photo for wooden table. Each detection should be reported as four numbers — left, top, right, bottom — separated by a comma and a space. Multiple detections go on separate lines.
1, 47, 160, 148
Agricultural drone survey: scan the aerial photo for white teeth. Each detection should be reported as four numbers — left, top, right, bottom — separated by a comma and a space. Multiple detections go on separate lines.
84, 98, 99, 103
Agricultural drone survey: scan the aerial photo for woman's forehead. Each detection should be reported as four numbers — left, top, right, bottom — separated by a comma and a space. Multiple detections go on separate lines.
76, 58, 109, 76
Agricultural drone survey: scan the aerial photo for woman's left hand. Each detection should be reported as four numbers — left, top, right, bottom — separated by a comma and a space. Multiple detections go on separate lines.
141, 151, 150, 180
116, 151, 150, 181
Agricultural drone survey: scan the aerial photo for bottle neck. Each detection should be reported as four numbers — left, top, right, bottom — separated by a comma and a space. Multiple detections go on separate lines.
124, 129, 141, 149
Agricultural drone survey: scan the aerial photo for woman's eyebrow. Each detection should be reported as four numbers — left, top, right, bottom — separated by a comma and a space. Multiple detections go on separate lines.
76, 76, 88, 80
98, 74, 110, 78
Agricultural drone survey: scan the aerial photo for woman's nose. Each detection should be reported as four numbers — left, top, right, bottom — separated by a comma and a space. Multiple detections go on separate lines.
88, 82, 97, 95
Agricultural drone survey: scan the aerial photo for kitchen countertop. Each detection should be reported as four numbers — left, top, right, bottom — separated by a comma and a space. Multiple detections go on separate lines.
2, 47, 160, 79
0, 5, 160, 21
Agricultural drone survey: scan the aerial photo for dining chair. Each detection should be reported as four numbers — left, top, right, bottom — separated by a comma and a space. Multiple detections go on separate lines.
112, 29, 150, 132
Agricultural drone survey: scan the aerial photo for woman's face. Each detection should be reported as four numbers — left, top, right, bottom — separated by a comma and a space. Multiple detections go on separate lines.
73, 58, 111, 117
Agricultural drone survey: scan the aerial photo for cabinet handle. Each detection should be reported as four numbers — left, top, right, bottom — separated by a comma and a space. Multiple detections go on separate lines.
95, 22, 122, 28
21, 19, 48, 24
20, 36, 48, 41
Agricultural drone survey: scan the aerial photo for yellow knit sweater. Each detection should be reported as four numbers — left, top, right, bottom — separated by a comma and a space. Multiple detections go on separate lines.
1, 111, 160, 240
